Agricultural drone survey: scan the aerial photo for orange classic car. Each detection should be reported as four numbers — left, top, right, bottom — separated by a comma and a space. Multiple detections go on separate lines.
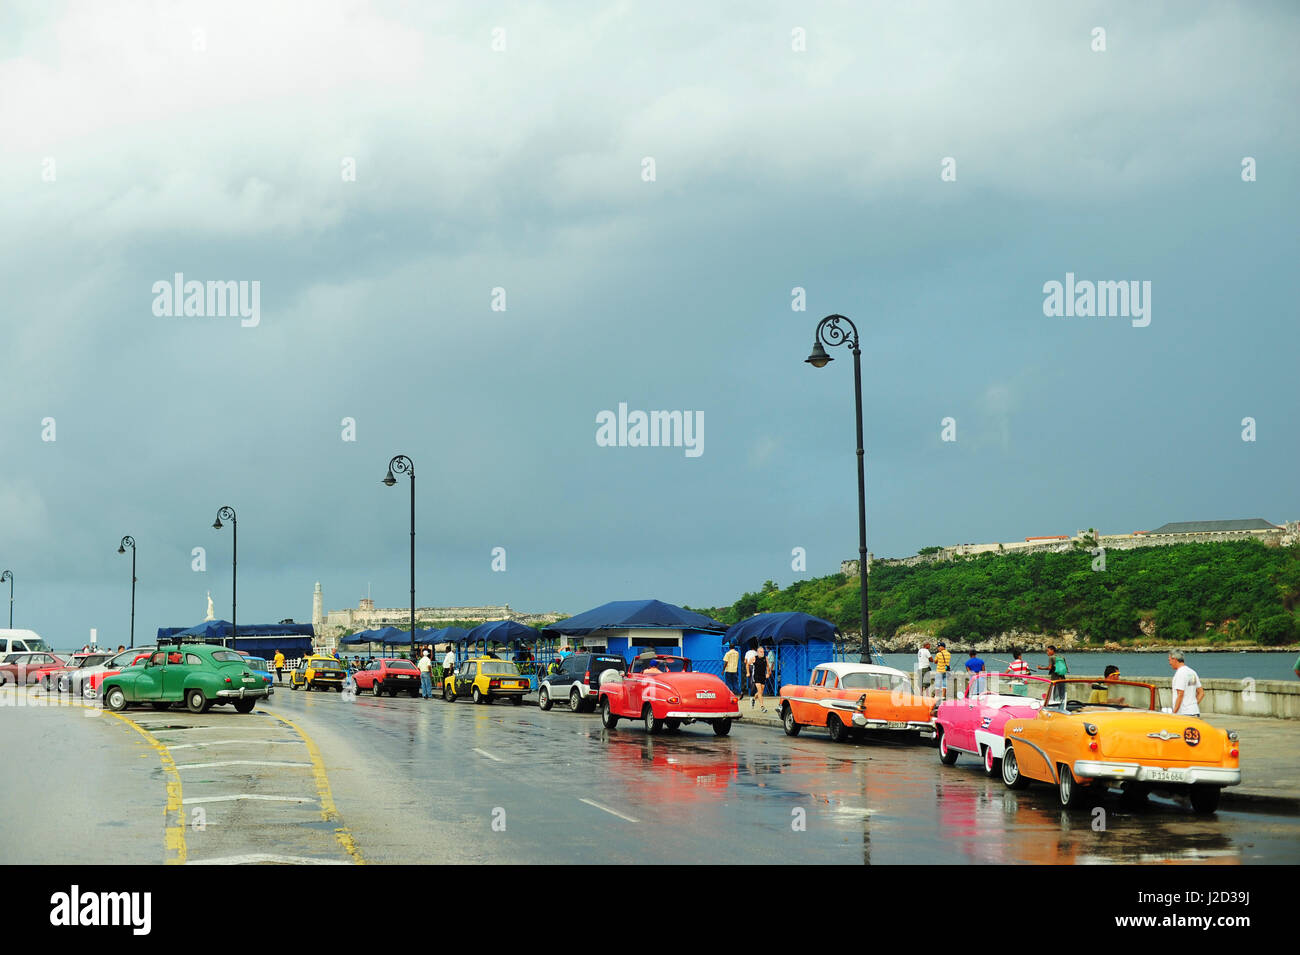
1000, 678, 1241, 813
779, 663, 935, 743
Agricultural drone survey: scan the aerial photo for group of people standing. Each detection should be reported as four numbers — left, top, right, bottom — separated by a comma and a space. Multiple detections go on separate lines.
721, 643, 774, 706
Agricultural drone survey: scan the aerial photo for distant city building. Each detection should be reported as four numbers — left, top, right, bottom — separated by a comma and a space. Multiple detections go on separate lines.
312, 584, 564, 639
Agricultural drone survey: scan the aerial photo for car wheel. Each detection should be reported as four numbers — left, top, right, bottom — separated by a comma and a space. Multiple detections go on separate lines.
1058, 764, 1088, 809
443, 684, 455, 702
1189, 785, 1221, 815
642, 705, 663, 734
234, 699, 256, 714
151, 702, 171, 711
601, 698, 618, 729
186, 689, 208, 714
105, 686, 128, 712
1001, 744, 1030, 789
938, 730, 959, 765
827, 714, 849, 744
712, 718, 732, 737
983, 745, 1000, 777
538, 687, 552, 711
472, 686, 484, 705
290, 678, 299, 691
782, 705, 802, 737
569, 689, 584, 713
83, 684, 98, 700
371, 682, 382, 696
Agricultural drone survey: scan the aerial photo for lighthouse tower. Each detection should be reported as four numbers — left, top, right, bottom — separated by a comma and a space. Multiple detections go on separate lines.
312, 582, 324, 635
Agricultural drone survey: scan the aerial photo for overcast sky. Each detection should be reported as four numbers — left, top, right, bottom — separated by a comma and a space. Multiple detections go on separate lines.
2, 1, 1297, 646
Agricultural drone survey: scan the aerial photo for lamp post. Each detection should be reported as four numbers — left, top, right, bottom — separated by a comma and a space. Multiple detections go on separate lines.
117, 537, 136, 648
1, 570, 11, 628
382, 455, 416, 647
212, 507, 237, 648
805, 314, 870, 656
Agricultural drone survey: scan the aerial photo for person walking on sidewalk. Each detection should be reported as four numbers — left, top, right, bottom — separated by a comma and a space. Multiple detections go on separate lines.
418, 649, 433, 699
273, 649, 285, 685
1169, 650, 1204, 716
751, 647, 769, 708
722, 643, 740, 697
743, 645, 757, 698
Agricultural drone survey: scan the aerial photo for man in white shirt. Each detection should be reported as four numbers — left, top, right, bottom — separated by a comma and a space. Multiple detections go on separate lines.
443, 647, 456, 673
418, 649, 433, 700
743, 646, 757, 697
915, 642, 932, 693
1169, 650, 1204, 716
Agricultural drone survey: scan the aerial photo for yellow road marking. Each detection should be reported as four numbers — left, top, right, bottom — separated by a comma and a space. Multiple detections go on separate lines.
75, 704, 187, 865
263, 708, 365, 864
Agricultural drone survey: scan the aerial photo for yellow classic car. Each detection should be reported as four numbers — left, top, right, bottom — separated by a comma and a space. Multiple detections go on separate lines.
1001, 678, 1241, 813
290, 654, 347, 692
442, 656, 528, 705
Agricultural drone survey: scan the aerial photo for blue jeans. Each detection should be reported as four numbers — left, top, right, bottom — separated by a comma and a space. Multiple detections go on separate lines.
724, 671, 739, 695
420, 672, 432, 698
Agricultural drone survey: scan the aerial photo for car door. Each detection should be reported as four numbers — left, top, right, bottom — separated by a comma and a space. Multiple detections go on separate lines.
162, 653, 200, 699
131, 651, 169, 700
458, 662, 477, 698
555, 656, 577, 696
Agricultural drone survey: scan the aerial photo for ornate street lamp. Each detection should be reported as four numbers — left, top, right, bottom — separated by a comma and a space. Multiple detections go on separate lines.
805, 314, 870, 655
117, 537, 137, 648
382, 455, 416, 646
1, 570, 11, 628
212, 507, 237, 648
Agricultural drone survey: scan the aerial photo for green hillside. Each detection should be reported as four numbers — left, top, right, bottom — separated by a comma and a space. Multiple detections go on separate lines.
700, 540, 1300, 646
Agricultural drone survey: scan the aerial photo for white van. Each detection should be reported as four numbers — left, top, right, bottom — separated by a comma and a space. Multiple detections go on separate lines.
0, 629, 50, 660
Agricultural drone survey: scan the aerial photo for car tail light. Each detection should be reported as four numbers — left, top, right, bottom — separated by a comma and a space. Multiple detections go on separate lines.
857, 694, 867, 709
1230, 748, 1239, 758
490, 679, 500, 688
668, 696, 679, 704
584, 670, 591, 685
729, 696, 737, 705
1088, 740, 1098, 752
224, 676, 232, 683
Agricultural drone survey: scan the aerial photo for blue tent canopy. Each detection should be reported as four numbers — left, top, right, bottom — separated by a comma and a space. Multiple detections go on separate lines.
462, 620, 537, 646
542, 599, 725, 636
156, 620, 315, 657
425, 626, 468, 644
723, 612, 839, 646
340, 629, 379, 646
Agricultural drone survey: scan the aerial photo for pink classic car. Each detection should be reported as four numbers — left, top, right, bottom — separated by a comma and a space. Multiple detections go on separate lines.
935, 672, 1054, 775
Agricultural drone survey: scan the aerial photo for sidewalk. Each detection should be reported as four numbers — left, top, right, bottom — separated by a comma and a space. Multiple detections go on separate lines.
733, 697, 1300, 809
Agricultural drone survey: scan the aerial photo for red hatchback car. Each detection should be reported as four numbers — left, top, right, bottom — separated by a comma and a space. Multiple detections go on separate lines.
353, 658, 422, 697
0, 652, 68, 686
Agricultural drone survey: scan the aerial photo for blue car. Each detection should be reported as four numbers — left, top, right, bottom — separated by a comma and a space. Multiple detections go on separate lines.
241, 655, 275, 695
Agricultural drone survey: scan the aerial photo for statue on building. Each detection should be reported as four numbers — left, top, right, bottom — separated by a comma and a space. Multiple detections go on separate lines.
205, 591, 215, 621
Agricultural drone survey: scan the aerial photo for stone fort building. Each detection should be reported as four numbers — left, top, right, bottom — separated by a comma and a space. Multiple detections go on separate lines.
311, 582, 565, 639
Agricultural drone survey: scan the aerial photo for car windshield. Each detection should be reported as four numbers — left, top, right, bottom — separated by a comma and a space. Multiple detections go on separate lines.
841, 672, 905, 691
210, 650, 246, 663
244, 657, 267, 668
634, 657, 688, 673
75, 655, 110, 668
480, 661, 520, 675
109, 649, 150, 667
24, 639, 49, 652
389, 660, 417, 670
1044, 678, 1157, 712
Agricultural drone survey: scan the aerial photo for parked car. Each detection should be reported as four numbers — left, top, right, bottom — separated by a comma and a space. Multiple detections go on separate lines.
101, 642, 271, 714
0, 652, 68, 686
82, 649, 153, 699
0, 629, 50, 658
442, 657, 529, 704
778, 663, 935, 743
354, 658, 421, 697
1000, 678, 1242, 813
238, 655, 275, 693
538, 652, 627, 712
45, 652, 112, 692
934, 672, 1054, 775
598, 652, 740, 736
290, 654, 346, 691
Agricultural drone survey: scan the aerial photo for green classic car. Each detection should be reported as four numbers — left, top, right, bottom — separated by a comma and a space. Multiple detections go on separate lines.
102, 643, 271, 714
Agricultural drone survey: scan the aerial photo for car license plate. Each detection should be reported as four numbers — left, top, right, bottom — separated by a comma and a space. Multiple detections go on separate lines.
242, 677, 256, 683
696, 692, 715, 699
885, 721, 907, 729
398, 674, 412, 679
1145, 767, 1188, 783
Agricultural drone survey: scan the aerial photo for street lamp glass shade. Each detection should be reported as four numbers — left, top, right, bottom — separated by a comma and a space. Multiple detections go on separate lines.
805, 342, 833, 368
117, 545, 125, 554
212, 518, 223, 530
382, 472, 397, 486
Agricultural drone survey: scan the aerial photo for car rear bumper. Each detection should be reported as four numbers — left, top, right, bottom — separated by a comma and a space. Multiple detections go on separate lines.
487, 687, 529, 696
852, 715, 936, 737
216, 687, 272, 700
663, 710, 742, 719
1072, 760, 1241, 786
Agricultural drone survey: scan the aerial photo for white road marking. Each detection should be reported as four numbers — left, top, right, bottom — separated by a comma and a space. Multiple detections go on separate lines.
174, 760, 312, 769
183, 794, 317, 805
188, 854, 351, 865
472, 748, 502, 762
166, 740, 304, 750
579, 798, 639, 823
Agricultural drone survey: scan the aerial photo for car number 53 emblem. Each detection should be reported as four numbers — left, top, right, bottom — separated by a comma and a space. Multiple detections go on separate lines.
1183, 727, 1200, 746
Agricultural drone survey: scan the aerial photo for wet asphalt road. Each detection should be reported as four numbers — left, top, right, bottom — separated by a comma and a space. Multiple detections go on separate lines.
4, 683, 1300, 864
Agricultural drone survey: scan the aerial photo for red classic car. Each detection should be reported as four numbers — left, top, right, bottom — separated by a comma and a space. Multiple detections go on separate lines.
0, 652, 68, 686
598, 652, 740, 736
934, 672, 1054, 775
353, 657, 422, 697
83, 650, 152, 699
